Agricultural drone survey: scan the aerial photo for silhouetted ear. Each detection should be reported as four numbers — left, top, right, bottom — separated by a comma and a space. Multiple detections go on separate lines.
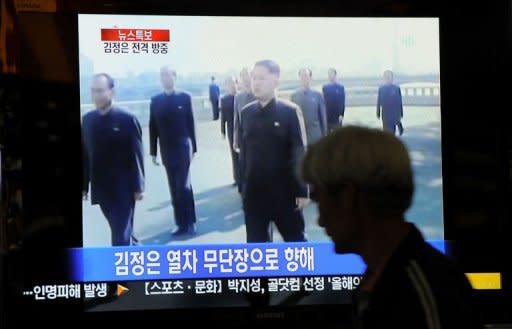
339, 183, 356, 216
350, 184, 372, 223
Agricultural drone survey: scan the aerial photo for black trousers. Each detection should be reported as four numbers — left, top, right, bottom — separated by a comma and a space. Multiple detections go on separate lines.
383, 120, 404, 136
164, 162, 196, 228
99, 197, 135, 246
211, 99, 220, 120
242, 194, 306, 242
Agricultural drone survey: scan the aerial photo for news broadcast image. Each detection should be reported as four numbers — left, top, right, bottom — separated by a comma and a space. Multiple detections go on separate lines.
71, 14, 443, 311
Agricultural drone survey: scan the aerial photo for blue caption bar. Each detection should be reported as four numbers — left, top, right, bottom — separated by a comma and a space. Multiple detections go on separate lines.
69, 241, 445, 282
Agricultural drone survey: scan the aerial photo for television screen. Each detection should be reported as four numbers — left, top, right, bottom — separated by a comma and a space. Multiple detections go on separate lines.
73, 13, 444, 311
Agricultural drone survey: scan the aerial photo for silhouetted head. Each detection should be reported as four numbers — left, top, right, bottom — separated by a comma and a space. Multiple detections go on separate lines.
302, 125, 414, 254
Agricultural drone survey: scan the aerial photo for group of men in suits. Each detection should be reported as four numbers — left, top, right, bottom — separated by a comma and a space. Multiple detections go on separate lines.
82, 64, 404, 246
218, 65, 404, 243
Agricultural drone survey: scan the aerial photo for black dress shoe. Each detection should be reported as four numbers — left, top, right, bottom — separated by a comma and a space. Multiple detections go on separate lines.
171, 224, 197, 236
171, 226, 188, 236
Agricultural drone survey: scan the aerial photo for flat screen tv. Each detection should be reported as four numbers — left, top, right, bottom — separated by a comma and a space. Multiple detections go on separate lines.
2, 1, 510, 328
77, 9, 445, 311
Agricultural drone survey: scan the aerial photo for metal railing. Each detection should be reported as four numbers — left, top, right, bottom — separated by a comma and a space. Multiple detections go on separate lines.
80, 83, 441, 125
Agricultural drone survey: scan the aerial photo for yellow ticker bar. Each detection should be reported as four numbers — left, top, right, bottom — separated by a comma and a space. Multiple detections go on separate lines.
465, 273, 502, 290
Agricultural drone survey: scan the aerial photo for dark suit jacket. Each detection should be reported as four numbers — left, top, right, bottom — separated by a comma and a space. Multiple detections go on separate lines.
322, 82, 346, 123
82, 107, 144, 204
377, 84, 403, 126
149, 91, 197, 167
239, 98, 307, 201
209, 83, 220, 101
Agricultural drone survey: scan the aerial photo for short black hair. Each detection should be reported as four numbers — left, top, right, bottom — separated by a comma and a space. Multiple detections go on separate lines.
328, 68, 337, 75
254, 59, 280, 75
93, 73, 114, 89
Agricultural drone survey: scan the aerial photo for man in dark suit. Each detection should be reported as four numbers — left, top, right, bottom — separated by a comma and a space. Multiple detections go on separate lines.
220, 76, 239, 186
377, 70, 404, 136
149, 66, 197, 236
239, 59, 308, 242
209, 76, 220, 121
322, 68, 346, 133
82, 73, 144, 246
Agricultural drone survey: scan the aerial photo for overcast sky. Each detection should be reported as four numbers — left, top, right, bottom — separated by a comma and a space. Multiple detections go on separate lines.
78, 15, 440, 78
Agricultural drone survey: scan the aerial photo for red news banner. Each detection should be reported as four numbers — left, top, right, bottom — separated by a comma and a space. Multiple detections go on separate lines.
101, 29, 170, 42
101, 28, 170, 54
